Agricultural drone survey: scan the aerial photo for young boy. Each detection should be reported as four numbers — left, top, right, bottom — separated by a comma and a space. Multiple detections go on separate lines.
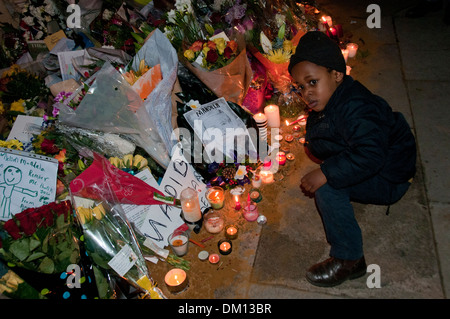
288, 31, 417, 287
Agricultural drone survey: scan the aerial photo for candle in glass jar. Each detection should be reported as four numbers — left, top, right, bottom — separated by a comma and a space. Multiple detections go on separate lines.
249, 189, 262, 203
341, 49, 349, 63
206, 186, 225, 209
218, 239, 232, 255
277, 152, 286, 165
164, 268, 188, 294
264, 104, 280, 128
346, 43, 358, 58
209, 253, 220, 264
225, 225, 238, 240
252, 174, 262, 188
204, 210, 224, 234
260, 170, 274, 184
180, 187, 202, 223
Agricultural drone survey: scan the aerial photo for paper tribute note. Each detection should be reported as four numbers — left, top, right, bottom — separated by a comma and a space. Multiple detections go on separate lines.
0, 148, 58, 221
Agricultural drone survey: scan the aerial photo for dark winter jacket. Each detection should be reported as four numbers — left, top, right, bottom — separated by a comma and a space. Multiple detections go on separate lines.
305, 76, 416, 189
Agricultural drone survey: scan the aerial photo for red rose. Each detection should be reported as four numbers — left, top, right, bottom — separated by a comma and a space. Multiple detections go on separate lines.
30, 210, 44, 228
40, 138, 59, 154
224, 46, 234, 59
206, 49, 218, 64
3, 219, 22, 240
15, 209, 37, 236
39, 206, 54, 227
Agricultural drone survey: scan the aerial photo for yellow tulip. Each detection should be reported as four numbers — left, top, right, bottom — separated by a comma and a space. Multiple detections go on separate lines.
133, 154, 148, 170
122, 154, 134, 169
109, 157, 123, 168
184, 49, 195, 61
77, 207, 93, 225
92, 203, 106, 220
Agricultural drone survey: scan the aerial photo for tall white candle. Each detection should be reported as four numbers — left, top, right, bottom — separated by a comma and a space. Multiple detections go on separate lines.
264, 104, 280, 128
180, 187, 202, 222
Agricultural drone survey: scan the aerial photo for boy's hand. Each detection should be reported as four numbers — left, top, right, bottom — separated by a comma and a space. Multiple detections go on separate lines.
300, 168, 327, 194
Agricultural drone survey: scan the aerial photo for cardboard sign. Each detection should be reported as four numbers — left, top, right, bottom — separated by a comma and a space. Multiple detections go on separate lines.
138, 143, 208, 249
0, 148, 58, 220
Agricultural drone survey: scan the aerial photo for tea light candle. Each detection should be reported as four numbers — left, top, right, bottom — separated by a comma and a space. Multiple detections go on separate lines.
286, 153, 295, 161
218, 239, 232, 255
293, 125, 301, 131
260, 170, 274, 184
249, 189, 262, 203
284, 134, 294, 143
225, 225, 238, 240
209, 253, 220, 264
347, 43, 358, 58
165, 268, 188, 294
206, 186, 225, 210
264, 104, 280, 128
274, 134, 283, 142
277, 152, 286, 165
299, 137, 306, 144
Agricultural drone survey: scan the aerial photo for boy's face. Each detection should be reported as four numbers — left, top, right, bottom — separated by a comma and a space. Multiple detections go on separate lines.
291, 61, 344, 112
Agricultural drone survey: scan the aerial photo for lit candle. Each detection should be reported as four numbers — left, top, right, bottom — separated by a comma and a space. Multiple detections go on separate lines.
277, 152, 286, 165
341, 49, 349, 63
264, 104, 280, 128
206, 186, 225, 210
293, 125, 301, 132
249, 189, 262, 203
225, 224, 238, 240
253, 112, 267, 127
324, 15, 332, 27
329, 27, 337, 37
164, 268, 188, 294
346, 43, 358, 58
234, 195, 241, 210
218, 239, 232, 255
286, 153, 295, 161
260, 170, 274, 184
299, 137, 306, 144
318, 16, 327, 31
209, 253, 220, 264
180, 187, 202, 223
284, 134, 294, 143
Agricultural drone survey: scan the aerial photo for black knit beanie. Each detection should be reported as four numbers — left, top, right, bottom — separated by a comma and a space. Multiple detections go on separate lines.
288, 31, 346, 74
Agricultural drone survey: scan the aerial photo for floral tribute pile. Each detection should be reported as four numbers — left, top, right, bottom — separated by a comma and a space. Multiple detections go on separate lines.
0, 0, 356, 299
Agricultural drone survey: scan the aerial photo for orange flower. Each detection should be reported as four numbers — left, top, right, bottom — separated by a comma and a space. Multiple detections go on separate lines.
55, 149, 67, 163
206, 40, 217, 50
226, 40, 238, 53
189, 40, 204, 52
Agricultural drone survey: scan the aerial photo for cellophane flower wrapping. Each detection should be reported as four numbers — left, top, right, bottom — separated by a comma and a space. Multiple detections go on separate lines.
72, 177, 166, 299
0, 201, 100, 299
57, 61, 170, 169
180, 34, 253, 106
130, 28, 179, 154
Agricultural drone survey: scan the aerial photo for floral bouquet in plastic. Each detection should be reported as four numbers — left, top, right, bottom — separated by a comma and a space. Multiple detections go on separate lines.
57, 61, 170, 169
73, 190, 165, 299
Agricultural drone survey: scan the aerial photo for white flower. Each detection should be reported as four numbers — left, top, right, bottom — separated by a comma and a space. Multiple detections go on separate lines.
175, 0, 193, 13
187, 99, 201, 109
102, 9, 114, 20
23, 16, 34, 26
167, 9, 176, 24
275, 13, 286, 28
234, 165, 248, 180
260, 31, 272, 54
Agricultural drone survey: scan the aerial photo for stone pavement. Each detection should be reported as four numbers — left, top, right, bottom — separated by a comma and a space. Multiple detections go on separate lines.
243, 0, 450, 299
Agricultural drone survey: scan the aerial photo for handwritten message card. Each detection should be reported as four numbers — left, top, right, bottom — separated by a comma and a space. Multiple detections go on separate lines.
0, 148, 58, 220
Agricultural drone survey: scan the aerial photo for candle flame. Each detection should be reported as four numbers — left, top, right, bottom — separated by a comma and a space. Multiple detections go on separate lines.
322, 16, 327, 22
285, 120, 289, 126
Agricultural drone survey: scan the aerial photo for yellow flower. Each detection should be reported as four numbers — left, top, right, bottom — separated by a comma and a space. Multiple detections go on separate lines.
282, 40, 294, 53
138, 59, 150, 76
184, 49, 195, 61
6, 139, 23, 150
0, 101, 4, 114
109, 156, 123, 168
1, 64, 24, 78
92, 203, 106, 220
265, 49, 292, 64
10, 99, 25, 113
133, 154, 148, 170
76, 207, 93, 225
122, 154, 134, 169
124, 70, 137, 86
213, 38, 226, 55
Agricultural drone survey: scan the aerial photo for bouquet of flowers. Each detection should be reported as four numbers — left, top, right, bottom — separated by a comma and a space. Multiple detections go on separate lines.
0, 200, 100, 299
183, 37, 238, 71
74, 197, 165, 299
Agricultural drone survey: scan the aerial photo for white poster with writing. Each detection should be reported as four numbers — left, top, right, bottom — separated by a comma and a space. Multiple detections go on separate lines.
0, 148, 58, 220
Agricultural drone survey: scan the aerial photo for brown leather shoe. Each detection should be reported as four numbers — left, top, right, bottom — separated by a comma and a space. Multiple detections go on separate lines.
306, 256, 367, 287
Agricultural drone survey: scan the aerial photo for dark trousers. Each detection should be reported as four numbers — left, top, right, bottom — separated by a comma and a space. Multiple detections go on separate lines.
314, 176, 412, 260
